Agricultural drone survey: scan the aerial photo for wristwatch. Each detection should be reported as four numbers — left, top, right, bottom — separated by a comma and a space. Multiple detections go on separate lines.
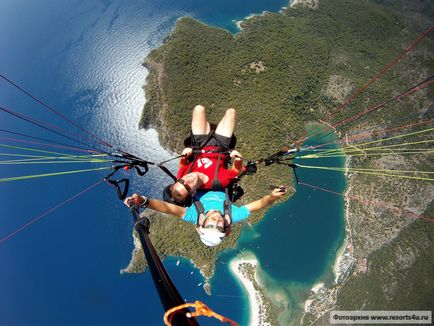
140, 197, 149, 208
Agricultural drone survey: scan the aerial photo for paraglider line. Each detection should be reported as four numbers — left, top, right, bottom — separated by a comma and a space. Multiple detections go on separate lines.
0, 180, 104, 246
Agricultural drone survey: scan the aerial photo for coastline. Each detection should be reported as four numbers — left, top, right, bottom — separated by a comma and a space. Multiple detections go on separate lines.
232, 10, 273, 32
333, 151, 355, 284
121, 232, 211, 281
229, 253, 273, 326
302, 126, 353, 322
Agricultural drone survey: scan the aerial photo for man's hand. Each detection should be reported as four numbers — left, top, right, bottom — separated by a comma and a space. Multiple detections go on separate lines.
181, 148, 193, 157
123, 193, 146, 207
245, 186, 288, 213
270, 186, 288, 199
230, 150, 242, 161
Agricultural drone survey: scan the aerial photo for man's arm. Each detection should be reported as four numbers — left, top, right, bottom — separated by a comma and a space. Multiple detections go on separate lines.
124, 194, 186, 218
245, 188, 288, 213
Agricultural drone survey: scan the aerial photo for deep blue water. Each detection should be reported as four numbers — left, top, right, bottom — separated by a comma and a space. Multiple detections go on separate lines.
0, 1, 344, 325
238, 127, 346, 284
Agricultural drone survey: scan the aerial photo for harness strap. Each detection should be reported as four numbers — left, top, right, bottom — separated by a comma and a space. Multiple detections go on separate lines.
157, 165, 177, 182
188, 128, 226, 190
186, 156, 197, 174
194, 200, 205, 227
223, 187, 232, 224
185, 131, 215, 175
193, 190, 232, 227
211, 152, 223, 190
105, 178, 129, 200
191, 128, 216, 149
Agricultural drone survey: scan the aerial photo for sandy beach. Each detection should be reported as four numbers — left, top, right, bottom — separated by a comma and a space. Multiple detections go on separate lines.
229, 255, 272, 326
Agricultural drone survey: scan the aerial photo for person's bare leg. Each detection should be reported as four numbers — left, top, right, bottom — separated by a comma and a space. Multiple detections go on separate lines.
215, 108, 236, 138
191, 105, 211, 135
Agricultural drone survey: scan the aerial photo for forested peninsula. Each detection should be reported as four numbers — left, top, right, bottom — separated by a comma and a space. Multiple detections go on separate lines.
135, 0, 433, 323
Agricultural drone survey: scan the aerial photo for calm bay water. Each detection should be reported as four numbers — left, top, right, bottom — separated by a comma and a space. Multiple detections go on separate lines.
236, 125, 346, 323
0, 1, 344, 325
238, 126, 345, 283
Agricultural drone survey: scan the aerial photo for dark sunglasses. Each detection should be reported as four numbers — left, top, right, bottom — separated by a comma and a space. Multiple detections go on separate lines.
201, 210, 228, 233
176, 178, 192, 194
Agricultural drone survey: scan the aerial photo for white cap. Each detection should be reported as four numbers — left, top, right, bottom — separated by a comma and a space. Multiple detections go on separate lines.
198, 227, 226, 247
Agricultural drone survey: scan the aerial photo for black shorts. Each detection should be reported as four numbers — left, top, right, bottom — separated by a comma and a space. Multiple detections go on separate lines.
192, 132, 231, 148
186, 132, 236, 149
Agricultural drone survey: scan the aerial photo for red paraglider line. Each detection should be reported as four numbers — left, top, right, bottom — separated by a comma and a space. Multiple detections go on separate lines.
0, 180, 103, 246
298, 181, 434, 223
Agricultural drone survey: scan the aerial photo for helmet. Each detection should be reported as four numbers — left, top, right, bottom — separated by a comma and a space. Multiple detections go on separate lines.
198, 227, 226, 247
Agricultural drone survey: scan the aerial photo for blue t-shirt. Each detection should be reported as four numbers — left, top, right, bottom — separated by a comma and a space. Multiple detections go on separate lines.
182, 190, 250, 225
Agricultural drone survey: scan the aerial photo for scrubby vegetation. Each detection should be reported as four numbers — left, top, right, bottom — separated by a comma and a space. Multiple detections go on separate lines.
138, 0, 433, 322
338, 202, 434, 310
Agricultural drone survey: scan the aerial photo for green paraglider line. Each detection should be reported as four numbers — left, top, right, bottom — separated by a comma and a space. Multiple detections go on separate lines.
0, 160, 111, 165
299, 149, 434, 159
300, 140, 434, 159
296, 164, 434, 181
0, 143, 109, 158
0, 166, 112, 183
310, 127, 434, 157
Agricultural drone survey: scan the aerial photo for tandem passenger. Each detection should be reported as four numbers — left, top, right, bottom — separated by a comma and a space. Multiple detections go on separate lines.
162, 105, 243, 207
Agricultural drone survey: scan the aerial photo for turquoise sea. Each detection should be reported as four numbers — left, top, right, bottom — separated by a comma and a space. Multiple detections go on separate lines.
239, 124, 346, 282
0, 1, 345, 324
236, 124, 346, 323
